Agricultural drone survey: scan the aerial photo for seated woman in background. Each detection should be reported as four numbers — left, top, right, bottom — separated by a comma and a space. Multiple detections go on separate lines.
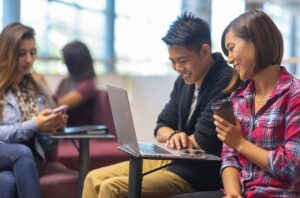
0, 22, 68, 197
170, 9, 300, 198
55, 41, 97, 126
0, 144, 41, 198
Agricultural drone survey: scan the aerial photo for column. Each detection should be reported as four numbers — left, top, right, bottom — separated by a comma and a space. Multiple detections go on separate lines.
3, 0, 20, 26
104, 0, 115, 72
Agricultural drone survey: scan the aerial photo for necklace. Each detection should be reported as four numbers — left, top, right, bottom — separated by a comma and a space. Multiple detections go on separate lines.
255, 95, 267, 103
255, 88, 273, 103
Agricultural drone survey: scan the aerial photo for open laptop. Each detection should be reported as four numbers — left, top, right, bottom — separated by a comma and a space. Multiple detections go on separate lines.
107, 84, 221, 161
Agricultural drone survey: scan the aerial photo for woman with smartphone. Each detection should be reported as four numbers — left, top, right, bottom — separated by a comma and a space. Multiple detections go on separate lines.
0, 22, 68, 197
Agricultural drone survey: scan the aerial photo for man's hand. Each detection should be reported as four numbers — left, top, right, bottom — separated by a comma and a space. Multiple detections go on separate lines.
166, 131, 193, 149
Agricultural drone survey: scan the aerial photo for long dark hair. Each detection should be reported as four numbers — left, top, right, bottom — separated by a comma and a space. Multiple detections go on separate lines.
62, 41, 95, 81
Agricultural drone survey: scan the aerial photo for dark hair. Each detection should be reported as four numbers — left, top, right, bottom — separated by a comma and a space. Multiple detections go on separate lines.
162, 12, 211, 51
62, 41, 95, 81
221, 9, 283, 93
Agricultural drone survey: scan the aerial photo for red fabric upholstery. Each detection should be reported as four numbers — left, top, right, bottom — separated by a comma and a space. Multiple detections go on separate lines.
41, 89, 128, 196
58, 139, 129, 170
40, 162, 78, 198
92, 89, 116, 135
58, 89, 129, 171
45, 146, 58, 162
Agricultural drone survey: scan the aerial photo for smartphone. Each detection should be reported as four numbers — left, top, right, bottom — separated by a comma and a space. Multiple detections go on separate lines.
180, 149, 205, 158
52, 105, 69, 114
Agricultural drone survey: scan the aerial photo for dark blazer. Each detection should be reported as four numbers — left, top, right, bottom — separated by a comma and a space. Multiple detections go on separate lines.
155, 52, 233, 190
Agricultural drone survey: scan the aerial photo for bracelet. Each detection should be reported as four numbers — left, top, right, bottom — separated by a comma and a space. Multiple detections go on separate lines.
168, 130, 179, 140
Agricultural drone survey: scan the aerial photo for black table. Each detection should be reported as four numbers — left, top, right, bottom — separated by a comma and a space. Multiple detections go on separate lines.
49, 125, 115, 198
125, 151, 222, 198
127, 156, 174, 198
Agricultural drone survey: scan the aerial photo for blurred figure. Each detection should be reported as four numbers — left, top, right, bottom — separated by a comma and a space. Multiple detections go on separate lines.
0, 22, 67, 197
55, 41, 97, 126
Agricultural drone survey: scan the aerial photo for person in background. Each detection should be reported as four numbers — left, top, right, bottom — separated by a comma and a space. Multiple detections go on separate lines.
55, 41, 97, 126
0, 144, 41, 198
82, 12, 233, 198
169, 9, 300, 198
0, 22, 68, 197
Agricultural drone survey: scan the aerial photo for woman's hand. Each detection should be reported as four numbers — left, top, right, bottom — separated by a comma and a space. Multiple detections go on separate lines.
166, 131, 193, 149
35, 109, 68, 133
213, 115, 245, 151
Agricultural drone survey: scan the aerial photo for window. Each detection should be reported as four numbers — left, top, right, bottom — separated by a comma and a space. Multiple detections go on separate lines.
211, 0, 245, 55
19, 0, 246, 76
0, 1, 2, 28
18, 0, 299, 76
263, 2, 300, 76
21, 0, 106, 75
115, 0, 246, 75
115, 0, 181, 76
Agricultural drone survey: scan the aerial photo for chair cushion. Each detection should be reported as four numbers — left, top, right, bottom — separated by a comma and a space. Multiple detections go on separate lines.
40, 162, 78, 198
92, 89, 116, 135
58, 139, 129, 170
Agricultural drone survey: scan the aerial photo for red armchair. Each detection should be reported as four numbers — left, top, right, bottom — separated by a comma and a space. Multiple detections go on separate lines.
58, 89, 129, 171
40, 89, 128, 198
40, 147, 78, 198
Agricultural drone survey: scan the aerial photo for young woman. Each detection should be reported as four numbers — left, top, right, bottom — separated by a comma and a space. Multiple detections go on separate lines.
0, 22, 67, 197
218, 9, 300, 197
170, 9, 300, 198
55, 41, 97, 126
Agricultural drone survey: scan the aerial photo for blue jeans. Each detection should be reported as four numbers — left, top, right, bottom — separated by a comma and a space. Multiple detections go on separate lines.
0, 143, 41, 198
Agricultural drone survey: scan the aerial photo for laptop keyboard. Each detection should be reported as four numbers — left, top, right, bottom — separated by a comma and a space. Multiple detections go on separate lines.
139, 143, 171, 154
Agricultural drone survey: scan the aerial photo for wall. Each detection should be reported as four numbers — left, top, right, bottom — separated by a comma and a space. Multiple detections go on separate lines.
45, 74, 176, 141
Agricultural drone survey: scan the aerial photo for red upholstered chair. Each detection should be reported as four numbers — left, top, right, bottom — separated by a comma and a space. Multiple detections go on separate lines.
40, 89, 128, 197
92, 88, 117, 135
40, 147, 79, 198
57, 88, 128, 174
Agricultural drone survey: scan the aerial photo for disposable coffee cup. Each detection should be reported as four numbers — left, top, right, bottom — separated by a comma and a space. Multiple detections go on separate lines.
211, 98, 236, 125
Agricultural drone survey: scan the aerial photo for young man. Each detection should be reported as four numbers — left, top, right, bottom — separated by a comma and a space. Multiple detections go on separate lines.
82, 13, 233, 198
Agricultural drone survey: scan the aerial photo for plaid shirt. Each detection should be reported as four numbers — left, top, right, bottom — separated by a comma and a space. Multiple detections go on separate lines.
221, 67, 300, 198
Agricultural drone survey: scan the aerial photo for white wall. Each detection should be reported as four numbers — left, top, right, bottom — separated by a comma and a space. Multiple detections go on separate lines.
45, 74, 176, 142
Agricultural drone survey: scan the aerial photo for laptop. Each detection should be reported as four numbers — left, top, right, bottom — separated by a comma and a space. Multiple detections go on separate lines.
107, 84, 221, 161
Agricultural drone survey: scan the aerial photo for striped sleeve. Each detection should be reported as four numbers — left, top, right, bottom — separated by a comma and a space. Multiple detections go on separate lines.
221, 143, 242, 173
267, 82, 300, 181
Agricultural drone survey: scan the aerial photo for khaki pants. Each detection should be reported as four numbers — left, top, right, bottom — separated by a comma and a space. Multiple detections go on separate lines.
82, 159, 193, 198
